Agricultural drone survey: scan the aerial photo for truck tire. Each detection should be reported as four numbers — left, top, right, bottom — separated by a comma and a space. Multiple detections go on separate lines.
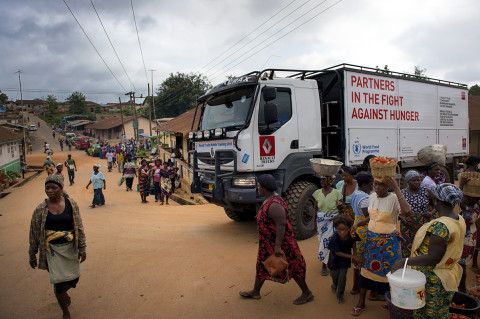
224, 207, 255, 222
284, 181, 318, 240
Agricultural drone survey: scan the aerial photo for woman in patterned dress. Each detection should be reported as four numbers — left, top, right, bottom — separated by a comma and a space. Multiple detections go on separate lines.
239, 174, 313, 305
138, 159, 150, 203
400, 170, 435, 257
160, 161, 173, 205
350, 172, 374, 295
392, 183, 466, 319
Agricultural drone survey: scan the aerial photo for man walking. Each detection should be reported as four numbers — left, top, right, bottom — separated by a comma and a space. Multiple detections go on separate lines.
116, 151, 124, 173
64, 154, 77, 186
106, 149, 115, 172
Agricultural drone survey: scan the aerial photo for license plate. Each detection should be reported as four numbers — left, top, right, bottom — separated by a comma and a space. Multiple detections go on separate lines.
208, 184, 213, 190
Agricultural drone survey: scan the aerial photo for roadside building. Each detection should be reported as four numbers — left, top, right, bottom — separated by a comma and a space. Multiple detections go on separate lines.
86, 116, 154, 141
469, 95, 480, 156
0, 126, 24, 175
156, 108, 201, 160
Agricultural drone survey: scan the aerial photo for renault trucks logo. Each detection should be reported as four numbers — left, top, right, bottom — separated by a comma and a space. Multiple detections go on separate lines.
260, 136, 275, 164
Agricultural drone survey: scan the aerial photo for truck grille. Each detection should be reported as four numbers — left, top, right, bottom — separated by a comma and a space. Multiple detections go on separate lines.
197, 152, 234, 165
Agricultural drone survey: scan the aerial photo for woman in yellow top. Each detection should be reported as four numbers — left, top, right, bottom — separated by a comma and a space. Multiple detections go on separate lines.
351, 177, 411, 316
392, 183, 466, 319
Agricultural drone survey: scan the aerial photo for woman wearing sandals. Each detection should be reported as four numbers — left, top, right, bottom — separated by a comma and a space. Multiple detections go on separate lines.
239, 174, 314, 305
29, 175, 86, 319
313, 176, 343, 276
160, 161, 173, 205
351, 176, 411, 316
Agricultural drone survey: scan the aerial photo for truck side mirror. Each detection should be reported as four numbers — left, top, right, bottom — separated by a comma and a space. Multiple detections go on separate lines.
263, 87, 277, 102
264, 103, 278, 125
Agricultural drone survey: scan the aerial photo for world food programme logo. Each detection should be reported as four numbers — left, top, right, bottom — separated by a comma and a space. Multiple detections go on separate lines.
353, 141, 361, 155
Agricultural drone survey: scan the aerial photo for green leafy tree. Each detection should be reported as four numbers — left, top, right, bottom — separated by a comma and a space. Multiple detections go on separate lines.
469, 84, 480, 96
45, 95, 58, 114
0, 91, 8, 103
154, 72, 211, 118
94, 105, 102, 113
67, 91, 87, 114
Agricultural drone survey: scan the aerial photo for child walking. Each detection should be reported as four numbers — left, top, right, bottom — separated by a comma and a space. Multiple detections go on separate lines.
328, 214, 362, 304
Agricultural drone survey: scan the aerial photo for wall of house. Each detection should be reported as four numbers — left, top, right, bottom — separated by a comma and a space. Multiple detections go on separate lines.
124, 118, 154, 140
0, 141, 21, 174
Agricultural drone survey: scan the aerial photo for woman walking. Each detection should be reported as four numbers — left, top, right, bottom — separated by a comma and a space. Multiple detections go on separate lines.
400, 170, 435, 257
392, 183, 466, 319
313, 176, 342, 276
86, 164, 106, 208
123, 156, 137, 191
152, 159, 162, 202
239, 174, 313, 305
139, 159, 151, 203
160, 161, 173, 205
349, 172, 374, 295
336, 167, 358, 220
351, 177, 411, 316
29, 175, 86, 319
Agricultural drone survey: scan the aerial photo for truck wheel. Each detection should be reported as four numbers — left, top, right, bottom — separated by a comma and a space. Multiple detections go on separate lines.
224, 207, 255, 222
284, 181, 318, 240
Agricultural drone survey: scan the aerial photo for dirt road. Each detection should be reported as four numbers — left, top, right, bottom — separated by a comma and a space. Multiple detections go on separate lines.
1, 149, 476, 318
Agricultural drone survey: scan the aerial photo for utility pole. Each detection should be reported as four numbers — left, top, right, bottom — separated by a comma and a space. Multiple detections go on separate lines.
149, 69, 156, 134
119, 97, 125, 138
16, 70, 26, 163
148, 83, 152, 137
125, 92, 141, 142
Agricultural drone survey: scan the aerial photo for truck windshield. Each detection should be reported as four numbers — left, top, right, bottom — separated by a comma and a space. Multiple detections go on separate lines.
200, 86, 255, 130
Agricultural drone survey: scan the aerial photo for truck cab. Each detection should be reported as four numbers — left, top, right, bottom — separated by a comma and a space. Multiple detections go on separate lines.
189, 71, 324, 239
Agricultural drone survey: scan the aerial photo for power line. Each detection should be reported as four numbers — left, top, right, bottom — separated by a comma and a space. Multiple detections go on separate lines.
90, 0, 138, 92
198, 0, 298, 73
211, 0, 344, 81
130, 0, 149, 86
1, 88, 134, 95
61, 0, 128, 92
203, 0, 312, 76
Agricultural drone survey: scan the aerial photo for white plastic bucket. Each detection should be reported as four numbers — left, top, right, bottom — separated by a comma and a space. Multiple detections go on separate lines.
387, 259, 426, 310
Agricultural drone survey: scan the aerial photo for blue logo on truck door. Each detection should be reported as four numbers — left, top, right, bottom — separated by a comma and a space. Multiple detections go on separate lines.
242, 154, 250, 164
353, 141, 361, 155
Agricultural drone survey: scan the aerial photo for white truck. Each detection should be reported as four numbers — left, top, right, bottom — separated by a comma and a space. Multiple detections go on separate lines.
188, 64, 469, 239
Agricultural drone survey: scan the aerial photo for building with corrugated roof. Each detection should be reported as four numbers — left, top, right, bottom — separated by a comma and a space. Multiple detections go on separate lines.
0, 126, 24, 175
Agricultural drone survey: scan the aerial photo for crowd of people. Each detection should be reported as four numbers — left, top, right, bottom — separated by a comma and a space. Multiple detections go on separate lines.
240, 156, 480, 319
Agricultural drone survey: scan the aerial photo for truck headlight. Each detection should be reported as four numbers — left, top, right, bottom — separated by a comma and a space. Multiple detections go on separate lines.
214, 128, 223, 137
232, 177, 257, 187
196, 131, 203, 139
188, 132, 194, 139
203, 130, 210, 138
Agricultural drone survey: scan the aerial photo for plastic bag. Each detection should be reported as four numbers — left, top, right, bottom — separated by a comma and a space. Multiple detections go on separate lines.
417, 144, 447, 166
117, 176, 125, 186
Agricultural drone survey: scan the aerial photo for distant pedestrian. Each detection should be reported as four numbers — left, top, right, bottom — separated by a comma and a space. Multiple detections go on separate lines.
53, 130, 56, 138
59, 140, 64, 151
29, 174, 86, 319
160, 161, 173, 205
43, 156, 55, 175
152, 159, 162, 202
86, 164, 105, 208
116, 151, 124, 173
44, 142, 47, 153
66, 139, 72, 151
123, 156, 136, 191
139, 159, 150, 203
38, 121, 40, 127
106, 149, 114, 172
20, 155, 27, 179
64, 154, 77, 186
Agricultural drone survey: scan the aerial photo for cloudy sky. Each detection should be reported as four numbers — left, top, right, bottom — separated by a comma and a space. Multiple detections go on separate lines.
1, 0, 479, 104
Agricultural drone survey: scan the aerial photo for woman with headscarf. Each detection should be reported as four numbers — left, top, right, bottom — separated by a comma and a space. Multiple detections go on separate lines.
86, 164, 106, 208
400, 170, 435, 257
458, 174, 480, 291
239, 174, 313, 305
123, 156, 137, 192
43, 155, 55, 175
351, 177, 411, 316
313, 176, 343, 276
139, 159, 151, 203
336, 166, 358, 221
29, 175, 86, 319
152, 159, 162, 202
349, 172, 374, 295
421, 162, 442, 191
392, 183, 466, 319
